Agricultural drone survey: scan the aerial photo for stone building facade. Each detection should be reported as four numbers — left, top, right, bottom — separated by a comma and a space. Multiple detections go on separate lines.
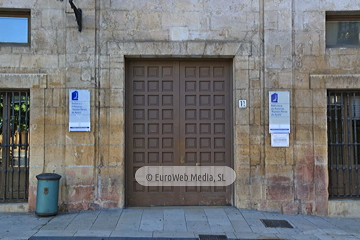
0, 0, 360, 217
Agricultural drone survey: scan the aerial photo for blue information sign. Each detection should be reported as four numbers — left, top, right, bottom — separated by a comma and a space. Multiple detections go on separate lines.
69, 90, 91, 132
269, 91, 290, 133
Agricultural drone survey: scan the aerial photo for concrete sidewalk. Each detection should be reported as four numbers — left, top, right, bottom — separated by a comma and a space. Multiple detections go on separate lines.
0, 206, 359, 240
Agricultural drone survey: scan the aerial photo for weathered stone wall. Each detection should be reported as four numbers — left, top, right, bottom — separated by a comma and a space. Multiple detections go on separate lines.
0, 0, 359, 215
261, 0, 360, 216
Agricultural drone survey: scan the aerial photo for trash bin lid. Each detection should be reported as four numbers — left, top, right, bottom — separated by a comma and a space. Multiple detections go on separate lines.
36, 173, 62, 180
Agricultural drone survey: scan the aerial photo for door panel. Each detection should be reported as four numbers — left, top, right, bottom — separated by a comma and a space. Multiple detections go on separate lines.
126, 60, 232, 206
179, 62, 231, 205
126, 61, 181, 206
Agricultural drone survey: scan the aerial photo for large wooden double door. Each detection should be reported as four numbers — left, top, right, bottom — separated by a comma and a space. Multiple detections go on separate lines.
126, 60, 232, 206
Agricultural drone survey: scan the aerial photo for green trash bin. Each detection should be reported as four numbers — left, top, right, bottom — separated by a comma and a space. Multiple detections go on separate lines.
35, 173, 62, 217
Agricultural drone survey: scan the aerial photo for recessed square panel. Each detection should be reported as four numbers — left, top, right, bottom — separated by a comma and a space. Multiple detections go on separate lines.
148, 95, 159, 106
162, 186, 174, 192
214, 123, 225, 134
134, 182, 145, 192
186, 186, 197, 192
162, 67, 173, 77
148, 109, 159, 120
185, 124, 197, 134
148, 67, 159, 77
149, 186, 159, 192
214, 81, 225, 92
214, 186, 226, 192
200, 124, 211, 134
134, 109, 145, 120
148, 152, 159, 163
185, 81, 196, 92
185, 95, 197, 106
200, 95, 211, 106
133, 167, 141, 178
200, 186, 211, 192
185, 109, 196, 120
134, 67, 144, 77
133, 81, 145, 91
185, 138, 197, 149
200, 138, 211, 148
185, 67, 196, 78
199, 67, 210, 77
214, 67, 225, 77
162, 109, 173, 120
162, 152, 173, 163
133, 124, 145, 134
133, 138, 145, 149
185, 152, 196, 163
214, 109, 225, 120
134, 95, 145, 106
148, 124, 159, 134
214, 152, 225, 163
148, 138, 159, 149
162, 124, 173, 134
200, 109, 211, 120
200, 152, 211, 163
214, 95, 225, 106
162, 81, 173, 91
199, 81, 210, 92
162, 138, 173, 148
133, 152, 145, 163
148, 81, 159, 91
214, 138, 225, 148
162, 95, 173, 106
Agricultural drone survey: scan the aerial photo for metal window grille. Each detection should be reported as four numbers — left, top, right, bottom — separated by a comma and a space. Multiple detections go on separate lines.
327, 91, 360, 198
0, 91, 30, 202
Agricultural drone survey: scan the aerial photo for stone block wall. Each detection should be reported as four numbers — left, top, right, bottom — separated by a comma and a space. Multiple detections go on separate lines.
0, 0, 359, 216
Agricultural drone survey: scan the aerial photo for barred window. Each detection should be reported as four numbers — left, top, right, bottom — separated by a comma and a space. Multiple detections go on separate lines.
327, 91, 360, 198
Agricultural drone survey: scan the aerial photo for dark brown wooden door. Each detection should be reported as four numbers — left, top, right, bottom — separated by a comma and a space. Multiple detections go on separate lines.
126, 60, 232, 206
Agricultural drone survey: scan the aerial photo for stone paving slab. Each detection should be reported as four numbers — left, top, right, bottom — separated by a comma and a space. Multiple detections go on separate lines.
115, 209, 143, 231
33, 230, 77, 237
153, 231, 195, 238
65, 211, 100, 231
0, 229, 38, 239
110, 230, 153, 238
1, 206, 360, 239
230, 220, 252, 233
40, 213, 77, 230
186, 220, 211, 232
91, 210, 123, 230
164, 209, 187, 232
184, 209, 208, 221
74, 230, 112, 237
140, 209, 164, 231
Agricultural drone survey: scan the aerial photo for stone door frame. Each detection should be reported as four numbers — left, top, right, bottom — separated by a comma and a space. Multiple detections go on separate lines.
101, 40, 252, 207
310, 74, 360, 215
0, 73, 47, 209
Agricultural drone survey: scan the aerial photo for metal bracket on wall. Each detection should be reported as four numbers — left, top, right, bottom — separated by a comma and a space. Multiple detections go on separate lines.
69, 0, 82, 32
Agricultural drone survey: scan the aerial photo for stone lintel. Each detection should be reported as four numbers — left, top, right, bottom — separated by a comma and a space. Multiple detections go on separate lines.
310, 74, 360, 89
0, 74, 48, 89
107, 41, 252, 57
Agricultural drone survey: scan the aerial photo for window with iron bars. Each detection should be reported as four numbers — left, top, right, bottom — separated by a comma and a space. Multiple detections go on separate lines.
0, 91, 30, 202
327, 91, 360, 198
